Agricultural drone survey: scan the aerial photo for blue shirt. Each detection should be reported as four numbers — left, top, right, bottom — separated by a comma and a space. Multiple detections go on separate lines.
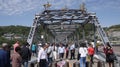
0, 49, 8, 67
31, 44, 36, 51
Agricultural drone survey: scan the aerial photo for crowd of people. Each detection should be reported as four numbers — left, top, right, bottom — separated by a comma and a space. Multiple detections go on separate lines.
36, 42, 76, 67
37, 42, 95, 67
0, 41, 31, 67
0, 40, 116, 67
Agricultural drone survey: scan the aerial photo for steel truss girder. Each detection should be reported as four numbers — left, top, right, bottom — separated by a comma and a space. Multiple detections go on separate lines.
33, 9, 94, 43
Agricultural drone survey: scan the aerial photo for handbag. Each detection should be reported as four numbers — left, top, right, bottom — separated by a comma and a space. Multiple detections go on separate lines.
86, 55, 91, 62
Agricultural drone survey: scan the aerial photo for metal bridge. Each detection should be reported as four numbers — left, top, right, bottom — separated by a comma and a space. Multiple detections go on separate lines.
26, 3, 120, 67
27, 3, 109, 46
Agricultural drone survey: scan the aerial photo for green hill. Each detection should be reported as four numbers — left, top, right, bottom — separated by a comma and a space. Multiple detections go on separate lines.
0, 24, 119, 45
108, 24, 120, 31
0, 25, 30, 36
0, 25, 30, 45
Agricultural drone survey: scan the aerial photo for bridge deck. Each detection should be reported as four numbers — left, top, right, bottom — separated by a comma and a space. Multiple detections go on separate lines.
11, 45, 120, 67
27, 53, 120, 67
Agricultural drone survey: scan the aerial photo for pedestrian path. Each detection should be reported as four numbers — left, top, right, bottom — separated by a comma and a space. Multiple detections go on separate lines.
27, 56, 99, 67
27, 53, 120, 67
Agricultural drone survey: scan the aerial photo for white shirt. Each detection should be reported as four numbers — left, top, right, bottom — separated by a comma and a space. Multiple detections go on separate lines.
91, 42, 95, 48
37, 46, 42, 51
58, 46, 65, 53
47, 46, 53, 57
52, 46, 57, 51
79, 47, 88, 57
70, 44, 75, 50
37, 48, 47, 62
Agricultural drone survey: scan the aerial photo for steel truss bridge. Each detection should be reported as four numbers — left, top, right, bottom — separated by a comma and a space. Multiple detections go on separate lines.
27, 4, 110, 47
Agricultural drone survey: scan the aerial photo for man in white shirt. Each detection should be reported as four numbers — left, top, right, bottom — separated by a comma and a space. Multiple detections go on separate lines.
46, 43, 53, 66
70, 43, 75, 59
37, 43, 49, 67
58, 43, 65, 59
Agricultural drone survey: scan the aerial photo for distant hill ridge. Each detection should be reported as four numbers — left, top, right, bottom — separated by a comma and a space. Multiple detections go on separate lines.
0, 24, 120, 36
0, 25, 30, 37
108, 24, 120, 31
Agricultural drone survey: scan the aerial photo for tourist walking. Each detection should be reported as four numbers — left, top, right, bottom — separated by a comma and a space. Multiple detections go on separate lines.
37, 43, 49, 67
2, 43, 11, 67
21, 42, 31, 67
65, 44, 69, 59
47, 43, 53, 66
70, 42, 75, 60
52, 43, 58, 60
0, 43, 10, 67
31, 43, 37, 56
103, 43, 115, 67
58, 43, 65, 59
13, 41, 20, 53
88, 43, 95, 64
37, 42, 42, 56
79, 43, 88, 67
11, 47, 22, 67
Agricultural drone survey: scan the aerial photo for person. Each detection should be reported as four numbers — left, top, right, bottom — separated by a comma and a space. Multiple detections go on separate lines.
11, 47, 22, 67
21, 42, 31, 67
46, 43, 53, 66
65, 44, 69, 59
77, 44, 80, 60
88, 43, 95, 64
0, 43, 9, 67
37, 43, 49, 67
2, 43, 11, 67
103, 42, 114, 67
31, 43, 36, 56
70, 42, 75, 60
79, 43, 88, 67
13, 41, 20, 53
91, 40, 95, 49
58, 43, 65, 59
37, 43, 42, 51
52, 43, 58, 60
96, 41, 101, 53
37, 43, 42, 56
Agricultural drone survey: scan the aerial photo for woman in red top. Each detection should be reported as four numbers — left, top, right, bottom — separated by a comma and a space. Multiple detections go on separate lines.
88, 43, 95, 64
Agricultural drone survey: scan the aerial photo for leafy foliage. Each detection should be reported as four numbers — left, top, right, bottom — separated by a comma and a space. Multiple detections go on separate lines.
0, 25, 30, 36
0, 25, 30, 46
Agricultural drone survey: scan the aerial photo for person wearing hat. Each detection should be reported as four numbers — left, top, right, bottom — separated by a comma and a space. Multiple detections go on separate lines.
37, 43, 49, 67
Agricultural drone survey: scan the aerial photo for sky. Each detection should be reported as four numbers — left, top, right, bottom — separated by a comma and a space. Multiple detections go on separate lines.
0, 0, 120, 27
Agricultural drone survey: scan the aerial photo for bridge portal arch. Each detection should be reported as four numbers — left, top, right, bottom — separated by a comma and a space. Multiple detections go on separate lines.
27, 4, 110, 49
